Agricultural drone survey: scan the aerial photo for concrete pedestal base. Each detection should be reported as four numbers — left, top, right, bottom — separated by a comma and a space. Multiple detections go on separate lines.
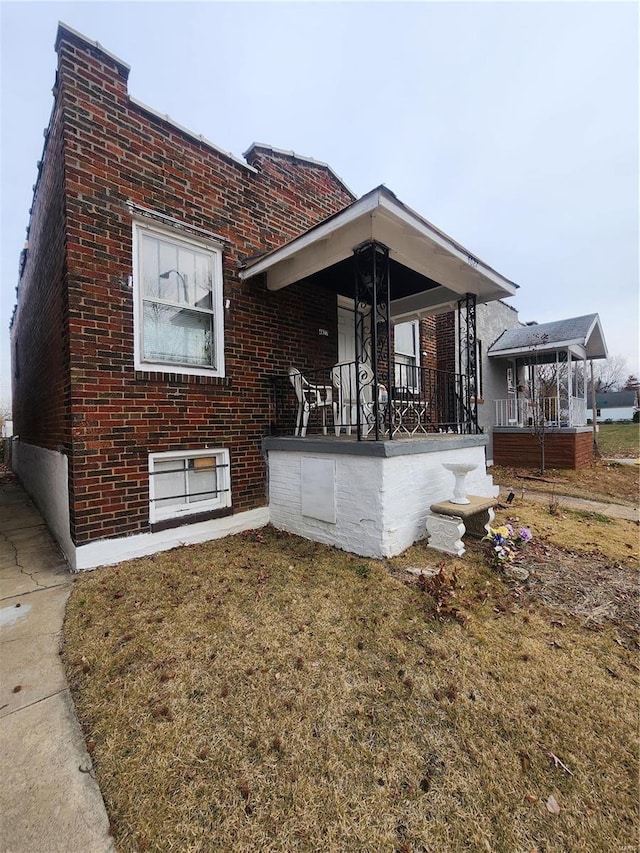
425, 513, 466, 556
426, 495, 497, 556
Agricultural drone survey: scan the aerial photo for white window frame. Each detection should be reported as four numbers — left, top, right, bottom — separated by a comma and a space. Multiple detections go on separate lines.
394, 320, 420, 391
148, 448, 231, 524
133, 218, 225, 377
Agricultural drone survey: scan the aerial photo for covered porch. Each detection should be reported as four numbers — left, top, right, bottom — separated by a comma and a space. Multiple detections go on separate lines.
241, 186, 518, 442
487, 314, 608, 469
240, 187, 517, 557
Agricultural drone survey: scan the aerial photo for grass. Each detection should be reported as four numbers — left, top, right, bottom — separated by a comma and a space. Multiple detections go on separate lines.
491, 458, 639, 506
596, 422, 640, 458
63, 505, 639, 853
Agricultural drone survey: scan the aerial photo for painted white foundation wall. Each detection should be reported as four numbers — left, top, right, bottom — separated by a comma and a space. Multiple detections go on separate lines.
11, 440, 270, 571
12, 442, 75, 563
73, 507, 270, 571
267, 439, 499, 558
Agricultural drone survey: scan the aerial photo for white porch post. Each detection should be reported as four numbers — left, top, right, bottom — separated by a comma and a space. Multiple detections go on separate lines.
567, 347, 572, 425
555, 350, 560, 425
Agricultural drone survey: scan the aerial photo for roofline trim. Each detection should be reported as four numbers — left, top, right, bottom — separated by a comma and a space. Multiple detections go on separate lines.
487, 339, 597, 357
240, 185, 519, 297
238, 189, 382, 280
244, 142, 356, 199
129, 98, 258, 173
56, 21, 130, 74
375, 189, 518, 295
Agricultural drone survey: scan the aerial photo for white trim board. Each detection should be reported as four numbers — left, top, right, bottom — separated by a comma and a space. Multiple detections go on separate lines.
73, 507, 270, 571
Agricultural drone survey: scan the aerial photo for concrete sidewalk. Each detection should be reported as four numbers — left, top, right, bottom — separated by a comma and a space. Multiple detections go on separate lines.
496, 484, 639, 522
0, 475, 114, 852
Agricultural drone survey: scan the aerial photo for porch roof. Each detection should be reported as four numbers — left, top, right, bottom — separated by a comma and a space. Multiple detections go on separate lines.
487, 313, 608, 361
238, 186, 518, 320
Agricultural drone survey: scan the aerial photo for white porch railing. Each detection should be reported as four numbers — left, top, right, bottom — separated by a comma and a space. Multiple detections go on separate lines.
495, 396, 587, 428
569, 396, 587, 426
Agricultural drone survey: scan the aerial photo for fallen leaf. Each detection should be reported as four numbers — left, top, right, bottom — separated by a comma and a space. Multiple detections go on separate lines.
518, 750, 532, 772
546, 795, 560, 814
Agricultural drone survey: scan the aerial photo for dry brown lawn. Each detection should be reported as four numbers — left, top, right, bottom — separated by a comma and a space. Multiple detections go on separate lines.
491, 458, 639, 507
63, 498, 639, 853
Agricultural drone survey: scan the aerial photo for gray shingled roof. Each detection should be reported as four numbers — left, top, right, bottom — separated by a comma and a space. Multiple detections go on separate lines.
594, 391, 638, 408
488, 313, 607, 360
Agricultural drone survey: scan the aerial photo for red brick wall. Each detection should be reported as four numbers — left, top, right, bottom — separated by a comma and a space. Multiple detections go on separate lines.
436, 311, 456, 374
419, 317, 437, 372
14, 27, 354, 547
493, 431, 594, 469
10, 96, 71, 452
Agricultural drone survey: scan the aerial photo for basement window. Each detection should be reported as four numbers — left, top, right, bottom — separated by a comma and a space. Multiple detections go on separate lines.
133, 219, 225, 376
148, 448, 231, 524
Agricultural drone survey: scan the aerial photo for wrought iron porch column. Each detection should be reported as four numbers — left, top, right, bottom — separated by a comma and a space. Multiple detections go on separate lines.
457, 293, 478, 433
354, 242, 392, 440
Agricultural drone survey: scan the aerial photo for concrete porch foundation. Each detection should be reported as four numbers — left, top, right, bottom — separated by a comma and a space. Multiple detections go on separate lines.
264, 435, 499, 558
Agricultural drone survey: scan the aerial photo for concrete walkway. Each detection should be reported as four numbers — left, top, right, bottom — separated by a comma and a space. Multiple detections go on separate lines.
496, 485, 639, 522
0, 476, 114, 853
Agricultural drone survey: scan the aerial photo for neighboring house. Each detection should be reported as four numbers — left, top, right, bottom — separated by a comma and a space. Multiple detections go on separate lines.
438, 299, 522, 465
11, 23, 519, 570
590, 391, 639, 422
486, 314, 608, 468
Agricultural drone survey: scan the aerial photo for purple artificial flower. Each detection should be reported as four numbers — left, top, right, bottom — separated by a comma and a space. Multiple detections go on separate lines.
518, 527, 532, 543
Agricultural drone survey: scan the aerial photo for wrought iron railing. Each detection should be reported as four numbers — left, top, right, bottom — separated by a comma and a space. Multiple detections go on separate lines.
270, 361, 479, 439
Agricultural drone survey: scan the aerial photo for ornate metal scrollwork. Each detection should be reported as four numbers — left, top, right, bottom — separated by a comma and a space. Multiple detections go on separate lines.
457, 293, 478, 433
353, 242, 392, 440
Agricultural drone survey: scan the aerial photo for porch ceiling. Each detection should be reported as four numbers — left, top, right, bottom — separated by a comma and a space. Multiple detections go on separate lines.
239, 186, 518, 318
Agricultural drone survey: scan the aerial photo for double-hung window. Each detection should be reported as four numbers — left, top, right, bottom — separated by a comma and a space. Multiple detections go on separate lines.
149, 448, 231, 524
133, 220, 225, 376
394, 321, 419, 391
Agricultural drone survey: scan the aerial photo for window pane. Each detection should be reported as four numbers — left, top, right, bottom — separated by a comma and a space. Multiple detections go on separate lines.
187, 457, 219, 503
154, 459, 186, 507
394, 322, 416, 357
194, 252, 213, 310
142, 235, 160, 298
143, 303, 214, 366
395, 354, 417, 389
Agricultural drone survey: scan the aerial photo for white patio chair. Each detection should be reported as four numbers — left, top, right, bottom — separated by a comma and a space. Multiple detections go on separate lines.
288, 367, 333, 437
331, 362, 387, 436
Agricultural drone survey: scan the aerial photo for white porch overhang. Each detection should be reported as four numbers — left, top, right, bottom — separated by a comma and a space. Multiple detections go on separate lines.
239, 186, 518, 319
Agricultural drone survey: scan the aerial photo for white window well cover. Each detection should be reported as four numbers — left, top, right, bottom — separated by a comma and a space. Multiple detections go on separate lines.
133, 219, 225, 376
149, 448, 231, 523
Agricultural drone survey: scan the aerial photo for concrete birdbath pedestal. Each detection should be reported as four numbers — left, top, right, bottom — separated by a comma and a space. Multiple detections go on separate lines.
426, 462, 497, 557
442, 462, 478, 505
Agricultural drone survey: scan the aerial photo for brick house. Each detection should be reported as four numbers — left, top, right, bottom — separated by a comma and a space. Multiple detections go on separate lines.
11, 23, 518, 570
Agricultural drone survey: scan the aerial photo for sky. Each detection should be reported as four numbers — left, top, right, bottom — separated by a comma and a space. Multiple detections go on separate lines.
1, 0, 638, 412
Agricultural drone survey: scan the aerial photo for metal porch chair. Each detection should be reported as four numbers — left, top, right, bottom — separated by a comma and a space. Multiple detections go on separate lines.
288, 367, 333, 437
